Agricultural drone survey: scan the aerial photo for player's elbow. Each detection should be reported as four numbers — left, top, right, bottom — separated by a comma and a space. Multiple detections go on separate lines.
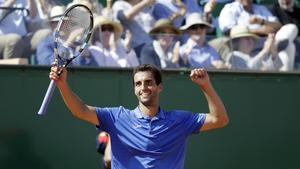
214, 111, 229, 128
220, 113, 229, 127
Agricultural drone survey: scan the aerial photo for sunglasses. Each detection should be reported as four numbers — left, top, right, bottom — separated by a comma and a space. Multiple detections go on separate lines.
101, 25, 114, 32
159, 31, 176, 34
189, 24, 207, 31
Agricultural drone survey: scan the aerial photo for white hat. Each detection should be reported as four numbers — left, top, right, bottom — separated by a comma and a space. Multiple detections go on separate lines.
230, 25, 259, 39
49, 6, 66, 22
180, 12, 212, 30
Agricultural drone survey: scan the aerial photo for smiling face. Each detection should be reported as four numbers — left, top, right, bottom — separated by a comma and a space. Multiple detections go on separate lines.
157, 28, 176, 49
187, 24, 208, 45
133, 71, 163, 107
237, 36, 255, 54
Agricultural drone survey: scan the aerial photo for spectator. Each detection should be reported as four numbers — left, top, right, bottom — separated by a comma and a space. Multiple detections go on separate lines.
218, 0, 281, 36
140, 18, 183, 68
28, 0, 60, 59
112, 0, 156, 56
269, 0, 300, 70
36, 4, 104, 67
102, 0, 114, 19
35, 5, 66, 65
226, 25, 283, 70
26, 0, 59, 32
152, 0, 186, 27
180, 12, 227, 69
270, 0, 300, 30
88, 16, 139, 67
0, 0, 39, 60
184, 0, 229, 17
68, 0, 103, 15
152, 0, 219, 29
96, 130, 111, 169
182, 0, 202, 16
215, 0, 297, 71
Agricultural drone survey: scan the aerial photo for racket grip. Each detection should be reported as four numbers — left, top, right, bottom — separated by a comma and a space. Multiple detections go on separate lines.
37, 80, 56, 115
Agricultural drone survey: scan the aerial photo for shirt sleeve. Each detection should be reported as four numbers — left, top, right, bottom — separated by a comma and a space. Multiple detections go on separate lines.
152, 3, 171, 20
218, 4, 237, 33
176, 110, 206, 135
188, 113, 206, 134
96, 106, 122, 132
257, 5, 278, 22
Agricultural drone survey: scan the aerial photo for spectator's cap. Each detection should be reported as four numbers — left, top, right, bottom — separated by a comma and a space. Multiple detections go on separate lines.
230, 25, 259, 39
49, 6, 66, 22
180, 12, 212, 30
149, 18, 181, 35
94, 16, 123, 34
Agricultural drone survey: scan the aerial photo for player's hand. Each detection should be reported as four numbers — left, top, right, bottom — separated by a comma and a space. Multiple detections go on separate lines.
190, 68, 211, 88
49, 63, 67, 86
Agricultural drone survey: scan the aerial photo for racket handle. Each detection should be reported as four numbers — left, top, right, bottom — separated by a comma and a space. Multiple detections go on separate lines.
37, 80, 56, 115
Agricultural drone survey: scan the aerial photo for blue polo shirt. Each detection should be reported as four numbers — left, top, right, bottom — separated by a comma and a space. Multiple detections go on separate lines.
96, 106, 206, 169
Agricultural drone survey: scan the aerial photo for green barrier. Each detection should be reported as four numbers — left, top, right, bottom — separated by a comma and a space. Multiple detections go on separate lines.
1, 65, 300, 169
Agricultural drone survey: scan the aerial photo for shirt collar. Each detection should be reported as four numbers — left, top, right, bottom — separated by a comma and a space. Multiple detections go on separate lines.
133, 106, 166, 120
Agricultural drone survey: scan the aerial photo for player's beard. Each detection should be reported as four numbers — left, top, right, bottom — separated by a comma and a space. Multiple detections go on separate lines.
139, 93, 152, 106
137, 91, 158, 107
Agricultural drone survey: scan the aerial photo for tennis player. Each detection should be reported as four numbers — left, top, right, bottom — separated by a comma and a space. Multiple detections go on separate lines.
49, 64, 229, 169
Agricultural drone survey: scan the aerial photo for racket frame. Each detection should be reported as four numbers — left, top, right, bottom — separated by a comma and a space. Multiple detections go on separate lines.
37, 4, 94, 115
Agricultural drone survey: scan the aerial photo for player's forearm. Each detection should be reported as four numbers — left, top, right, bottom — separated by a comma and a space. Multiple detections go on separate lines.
201, 83, 229, 127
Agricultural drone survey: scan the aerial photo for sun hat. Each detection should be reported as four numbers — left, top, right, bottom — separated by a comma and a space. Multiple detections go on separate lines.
230, 25, 259, 39
94, 16, 123, 34
149, 18, 181, 35
48, 6, 66, 22
180, 12, 212, 30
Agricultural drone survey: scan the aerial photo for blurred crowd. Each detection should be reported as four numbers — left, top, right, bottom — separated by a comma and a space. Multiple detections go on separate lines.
0, 0, 300, 72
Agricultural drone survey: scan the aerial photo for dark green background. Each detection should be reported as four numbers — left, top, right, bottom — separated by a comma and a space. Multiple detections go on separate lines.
1, 66, 300, 169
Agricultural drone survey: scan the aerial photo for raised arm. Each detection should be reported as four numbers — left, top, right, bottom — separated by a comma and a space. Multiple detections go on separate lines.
249, 16, 282, 36
49, 66, 99, 125
190, 68, 229, 131
124, 0, 155, 20
27, 0, 37, 18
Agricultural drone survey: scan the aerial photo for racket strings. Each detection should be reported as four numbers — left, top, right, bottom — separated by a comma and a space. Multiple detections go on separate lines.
56, 6, 91, 61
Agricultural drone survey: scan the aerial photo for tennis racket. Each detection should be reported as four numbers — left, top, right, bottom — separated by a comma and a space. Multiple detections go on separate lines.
37, 4, 94, 115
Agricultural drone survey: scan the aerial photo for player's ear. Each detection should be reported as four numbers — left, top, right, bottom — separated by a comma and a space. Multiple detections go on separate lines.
158, 83, 163, 92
